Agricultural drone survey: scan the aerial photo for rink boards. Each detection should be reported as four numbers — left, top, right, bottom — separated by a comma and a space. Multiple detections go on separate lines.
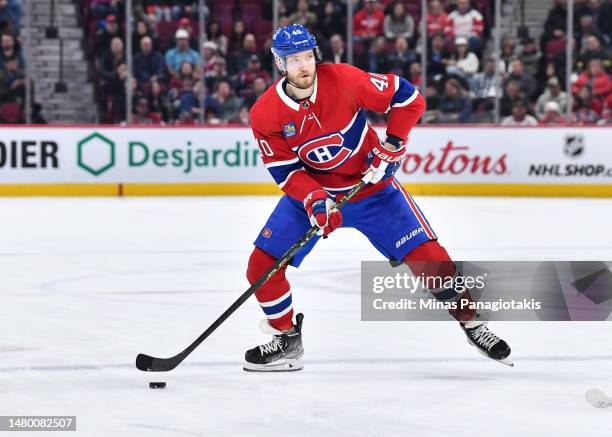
0, 125, 610, 197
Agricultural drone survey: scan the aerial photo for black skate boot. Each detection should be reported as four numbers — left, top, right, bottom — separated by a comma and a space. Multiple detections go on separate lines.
461, 318, 513, 367
243, 313, 304, 372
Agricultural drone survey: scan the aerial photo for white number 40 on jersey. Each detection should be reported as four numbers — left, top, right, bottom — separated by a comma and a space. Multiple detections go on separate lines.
369, 73, 388, 92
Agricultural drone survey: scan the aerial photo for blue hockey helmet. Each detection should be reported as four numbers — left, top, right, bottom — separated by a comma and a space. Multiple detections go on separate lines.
271, 24, 321, 75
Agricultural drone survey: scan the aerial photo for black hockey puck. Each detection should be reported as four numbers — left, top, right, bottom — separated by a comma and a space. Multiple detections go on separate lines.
149, 382, 166, 389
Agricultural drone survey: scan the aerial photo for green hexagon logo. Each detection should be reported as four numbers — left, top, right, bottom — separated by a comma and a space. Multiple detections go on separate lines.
77, 132, 115, 176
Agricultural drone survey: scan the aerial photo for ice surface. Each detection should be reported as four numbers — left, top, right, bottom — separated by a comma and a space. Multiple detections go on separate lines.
1, 195, 611, 436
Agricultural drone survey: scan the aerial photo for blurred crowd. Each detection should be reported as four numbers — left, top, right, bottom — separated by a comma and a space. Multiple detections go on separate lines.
0, 0, 29, 123
52, 0, 612, 125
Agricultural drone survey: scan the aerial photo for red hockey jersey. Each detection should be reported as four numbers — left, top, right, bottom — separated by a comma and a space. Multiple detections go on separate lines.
250, 63, 425, 202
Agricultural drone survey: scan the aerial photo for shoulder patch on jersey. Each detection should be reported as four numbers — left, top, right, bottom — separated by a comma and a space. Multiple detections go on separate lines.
283, 122, 297, 138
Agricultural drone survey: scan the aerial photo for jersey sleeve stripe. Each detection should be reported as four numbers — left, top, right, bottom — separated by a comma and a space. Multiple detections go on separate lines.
264, 156, 300, 168
390, 77, 419, 108
392, 88, 419, 108
277, 168, 306, 189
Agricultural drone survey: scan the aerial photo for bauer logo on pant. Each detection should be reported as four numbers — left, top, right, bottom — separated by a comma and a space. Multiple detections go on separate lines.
262, 228, 273, 238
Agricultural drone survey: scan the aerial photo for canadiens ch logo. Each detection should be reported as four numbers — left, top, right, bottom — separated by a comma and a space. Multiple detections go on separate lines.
297, 133, 353, 171
262, 228, 273, 238
283, 122, 297, 138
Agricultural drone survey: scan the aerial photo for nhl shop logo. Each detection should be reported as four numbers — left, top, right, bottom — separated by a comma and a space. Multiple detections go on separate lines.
564, 134, 584, 158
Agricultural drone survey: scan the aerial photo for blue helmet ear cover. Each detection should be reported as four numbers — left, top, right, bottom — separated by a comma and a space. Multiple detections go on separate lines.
272, 24, 321, 75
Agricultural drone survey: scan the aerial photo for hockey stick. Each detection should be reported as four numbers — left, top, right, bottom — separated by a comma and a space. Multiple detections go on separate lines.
136, 171, 374, 372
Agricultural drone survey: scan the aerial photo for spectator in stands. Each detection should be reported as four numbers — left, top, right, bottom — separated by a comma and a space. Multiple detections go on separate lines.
230, 33, 258, 75
133, 96, 162, 124
435, 78, 471, 123
323, 34, 347, 64
166, 17, 198, 51
208, 80, 243, 122
594, 0, 612, 44
164, 29, 200, 80
387, 36, 418, 77
575, 14, 604, 51
287, 0, 317, 28
353, 0, 384, 41
100, 37, 126, 87
572, 58, 612, 103
148, 78, 170, 122
597, 107, 611, 125
318, 1, 344, 40
546, 36, 575, 87
426, 0, 450, 37
228, 20, 247, 54
171, 0, 207, 22
176, 82, 215, 125
0, 33, 23, 70
0, 0, 18, 35
208, 19, 228, 56
238, 55, 272, 97
168, 60, 196, 112
408, 62, 423, 89
244, 76, 268, 109
518, 38, 541, 77
94, 15, 122, 61
447, 0, 484, 53
131, 20, 156, 54
0, 63, 11, 102
544, 28, 567, 63
446, 36, 479, 78
110, 65, 137, 123
541, 0, 567, 51
90, 0, 121, 19
384, 2, 415, 41
469, 57, 500, 111
205, 55, 231, 93
500, 37, 517, 74
501, 99, 538, 126
426, 33, 450, 78
361, 36, 389, 73
202, 41, 218, 76
259, 38, 274, 74
504, 58, 537, 100
229, 105, 250, 125
500, 80, 524, 117
576, 35, 611, 73
572, 84, 601, 124
0, 57, 23, 103
539, 101, 566, 125
133, 36, 165, 87
534, 77, 568, 119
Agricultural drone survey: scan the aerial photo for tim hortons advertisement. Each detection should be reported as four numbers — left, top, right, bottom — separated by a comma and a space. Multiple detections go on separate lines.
0, 127, 610, 184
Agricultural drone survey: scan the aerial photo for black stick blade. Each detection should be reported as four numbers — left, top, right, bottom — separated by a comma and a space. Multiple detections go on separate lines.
136, 353, 155, 371
136, 353, 182, 372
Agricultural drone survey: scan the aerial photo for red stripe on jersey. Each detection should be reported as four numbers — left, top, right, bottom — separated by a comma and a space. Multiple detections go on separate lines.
392, 180, 436, 239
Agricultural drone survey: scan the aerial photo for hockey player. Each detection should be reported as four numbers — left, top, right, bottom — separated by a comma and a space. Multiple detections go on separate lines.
244, 24, 511, 371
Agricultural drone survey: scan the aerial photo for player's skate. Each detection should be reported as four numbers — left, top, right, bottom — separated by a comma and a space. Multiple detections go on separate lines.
461, 319, 513, 367
244, 313, 304, 372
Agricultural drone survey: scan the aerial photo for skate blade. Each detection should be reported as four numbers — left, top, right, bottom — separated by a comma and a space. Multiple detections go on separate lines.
468, 340, 514, 367
243, 358, 303, 372
494, 357, 514, 367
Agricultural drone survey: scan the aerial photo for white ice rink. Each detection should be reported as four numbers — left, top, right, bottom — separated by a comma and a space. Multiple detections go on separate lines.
1, 195, 611, 436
